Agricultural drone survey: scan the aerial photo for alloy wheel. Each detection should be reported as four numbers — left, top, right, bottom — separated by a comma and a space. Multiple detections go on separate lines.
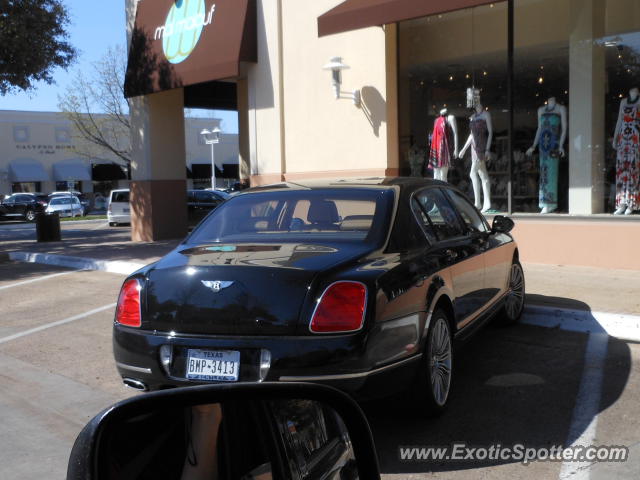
505, 262, 525, 320
25, 210, 35, 222
429, 317, 452, 407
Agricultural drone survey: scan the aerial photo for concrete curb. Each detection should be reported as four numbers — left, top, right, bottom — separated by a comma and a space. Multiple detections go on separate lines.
8, 251, 146, 275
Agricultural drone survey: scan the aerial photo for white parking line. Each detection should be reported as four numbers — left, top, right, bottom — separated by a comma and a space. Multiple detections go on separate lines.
558, 333, 609, 480
0, 270, 80, 291
0, 303, 117, 345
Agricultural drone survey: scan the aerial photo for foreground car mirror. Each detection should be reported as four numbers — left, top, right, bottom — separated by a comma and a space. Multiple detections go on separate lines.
491, 215, 515, 234
67, 382, 380, 480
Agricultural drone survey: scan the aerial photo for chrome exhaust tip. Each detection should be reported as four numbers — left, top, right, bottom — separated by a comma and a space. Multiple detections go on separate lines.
123, 378, 148, 391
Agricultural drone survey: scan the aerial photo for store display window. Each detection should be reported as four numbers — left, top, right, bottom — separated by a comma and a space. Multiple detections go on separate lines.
399, 0, 640, 216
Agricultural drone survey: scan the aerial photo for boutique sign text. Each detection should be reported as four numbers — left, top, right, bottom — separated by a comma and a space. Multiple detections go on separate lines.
154, 0, 217, 64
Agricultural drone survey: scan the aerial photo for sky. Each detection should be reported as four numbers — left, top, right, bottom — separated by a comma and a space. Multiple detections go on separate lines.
0, 0, 238, 133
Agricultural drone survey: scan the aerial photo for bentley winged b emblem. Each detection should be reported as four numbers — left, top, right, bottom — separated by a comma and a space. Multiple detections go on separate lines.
201, 280, 234, 293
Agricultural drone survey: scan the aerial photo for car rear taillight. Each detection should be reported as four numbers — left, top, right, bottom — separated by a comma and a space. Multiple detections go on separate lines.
310, 281, 367, 333
107, 205, 112, 214
116, 279, 142, 327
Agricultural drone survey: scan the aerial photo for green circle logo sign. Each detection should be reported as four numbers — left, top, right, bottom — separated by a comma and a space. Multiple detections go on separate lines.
157, 0, 216, 64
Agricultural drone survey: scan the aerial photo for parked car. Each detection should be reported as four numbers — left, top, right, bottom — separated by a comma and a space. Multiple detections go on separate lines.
187, 189, 229, 224
107, 189, 130, 226
45, 195, 83, 218
49, 191, 90, 216
0, 192, 48, 221
112, 178, 524, 414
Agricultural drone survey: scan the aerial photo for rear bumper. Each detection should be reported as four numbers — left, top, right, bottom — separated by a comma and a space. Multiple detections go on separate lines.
107, 213, 131, 223
113, 325, 421, 400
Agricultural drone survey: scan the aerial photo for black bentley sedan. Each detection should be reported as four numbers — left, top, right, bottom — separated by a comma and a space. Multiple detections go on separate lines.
113, 178, 524, 413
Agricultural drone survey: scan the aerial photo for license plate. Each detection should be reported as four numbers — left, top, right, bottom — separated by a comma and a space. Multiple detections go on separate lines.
186, 349, 240, 382
123, 208, 130, 213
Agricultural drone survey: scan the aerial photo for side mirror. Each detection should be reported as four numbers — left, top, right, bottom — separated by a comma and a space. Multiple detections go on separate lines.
491, 215, 515, 234
67, 382, 380, 480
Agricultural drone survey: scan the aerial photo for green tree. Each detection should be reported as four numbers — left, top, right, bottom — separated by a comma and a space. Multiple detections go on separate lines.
0, 0, 76, 95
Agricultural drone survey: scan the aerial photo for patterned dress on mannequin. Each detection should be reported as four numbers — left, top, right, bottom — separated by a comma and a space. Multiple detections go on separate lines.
428, 116, 454, 170
615, 98, 640, 211
470, 115, 488, 162
538, 109, 561, 210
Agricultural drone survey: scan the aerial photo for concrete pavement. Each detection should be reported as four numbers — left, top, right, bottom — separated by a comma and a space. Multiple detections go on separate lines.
1, 220, 640, 480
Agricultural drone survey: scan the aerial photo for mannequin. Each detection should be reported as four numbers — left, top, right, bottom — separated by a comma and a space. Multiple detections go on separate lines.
459, 104, 492, 212
612, 87, 640, 215
428, 108, 458, 182
526, 97, 567, 214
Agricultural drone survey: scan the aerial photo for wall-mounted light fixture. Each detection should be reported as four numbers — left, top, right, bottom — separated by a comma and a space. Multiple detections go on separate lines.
322, 57, 361, 107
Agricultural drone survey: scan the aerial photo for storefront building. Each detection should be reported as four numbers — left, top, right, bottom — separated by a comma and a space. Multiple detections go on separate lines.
125, 0, 640, 269
0, 110, 239, 206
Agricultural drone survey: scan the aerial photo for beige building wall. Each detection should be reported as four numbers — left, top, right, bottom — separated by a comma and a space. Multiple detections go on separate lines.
280, 0, 394, 179
0, 110, 238, 196
245, 0, 286, 185
247, 0, 397, 185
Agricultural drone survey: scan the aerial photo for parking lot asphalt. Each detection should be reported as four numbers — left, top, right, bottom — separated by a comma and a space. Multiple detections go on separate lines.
1, 220, 639, 479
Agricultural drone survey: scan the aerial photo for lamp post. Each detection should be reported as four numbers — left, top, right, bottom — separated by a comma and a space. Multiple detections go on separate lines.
200, 127, 221, 189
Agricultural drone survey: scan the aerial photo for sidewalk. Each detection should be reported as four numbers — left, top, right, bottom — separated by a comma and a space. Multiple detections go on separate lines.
0, 225, 180, 268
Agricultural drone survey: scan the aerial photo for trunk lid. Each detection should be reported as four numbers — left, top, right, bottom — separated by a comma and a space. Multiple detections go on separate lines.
143, 242, 371, 335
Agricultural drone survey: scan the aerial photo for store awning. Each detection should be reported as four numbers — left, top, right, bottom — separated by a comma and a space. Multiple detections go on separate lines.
221, 163, 239, 179
8, 161, 49, 182
124, 0, 257, 98
318, 0, 498, 37
190, 163, 223, 179
53, 161, 92, 182
92, 163, 127, 181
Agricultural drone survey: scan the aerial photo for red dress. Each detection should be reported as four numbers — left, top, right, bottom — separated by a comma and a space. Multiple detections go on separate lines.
429, 116, 454, 169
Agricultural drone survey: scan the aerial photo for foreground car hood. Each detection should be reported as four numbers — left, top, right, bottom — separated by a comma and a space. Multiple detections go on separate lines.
143, 242, 372, 335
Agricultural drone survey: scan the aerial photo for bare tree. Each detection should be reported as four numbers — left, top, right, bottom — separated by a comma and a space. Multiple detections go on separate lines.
58, 45, 131, 167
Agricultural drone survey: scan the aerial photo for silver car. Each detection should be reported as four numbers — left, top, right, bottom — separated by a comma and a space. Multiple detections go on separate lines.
45, 196, 83, 218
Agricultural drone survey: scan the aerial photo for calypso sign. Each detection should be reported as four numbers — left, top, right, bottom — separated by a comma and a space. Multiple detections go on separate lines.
154, 0, 217, 64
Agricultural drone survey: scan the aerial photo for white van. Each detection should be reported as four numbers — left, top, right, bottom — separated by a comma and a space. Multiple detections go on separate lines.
107, 189, 131, 226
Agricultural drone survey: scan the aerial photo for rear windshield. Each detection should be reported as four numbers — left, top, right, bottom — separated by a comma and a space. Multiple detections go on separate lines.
187, 189, 394, 245
50, 197, 79, 205
111, 191, 129, 203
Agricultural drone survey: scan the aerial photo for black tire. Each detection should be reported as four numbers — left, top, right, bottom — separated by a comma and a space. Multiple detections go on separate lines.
499, 259, 525, 325
25, 209, 36, 222
414, 309, 453, 416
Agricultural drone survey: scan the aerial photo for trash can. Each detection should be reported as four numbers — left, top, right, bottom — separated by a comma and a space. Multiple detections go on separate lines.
36, 212, 61, 242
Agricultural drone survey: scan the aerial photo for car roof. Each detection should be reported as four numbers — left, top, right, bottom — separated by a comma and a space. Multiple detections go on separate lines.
239, 177, 448, 194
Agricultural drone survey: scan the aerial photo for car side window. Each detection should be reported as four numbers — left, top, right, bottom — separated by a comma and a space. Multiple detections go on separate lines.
412, 188, 465, 242
3, 196, 15, 204
16, 195, 30, 203
444, 189, 489, 234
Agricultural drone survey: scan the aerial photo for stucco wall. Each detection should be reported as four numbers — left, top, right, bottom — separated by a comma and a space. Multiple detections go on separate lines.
279, 0, 392, 177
